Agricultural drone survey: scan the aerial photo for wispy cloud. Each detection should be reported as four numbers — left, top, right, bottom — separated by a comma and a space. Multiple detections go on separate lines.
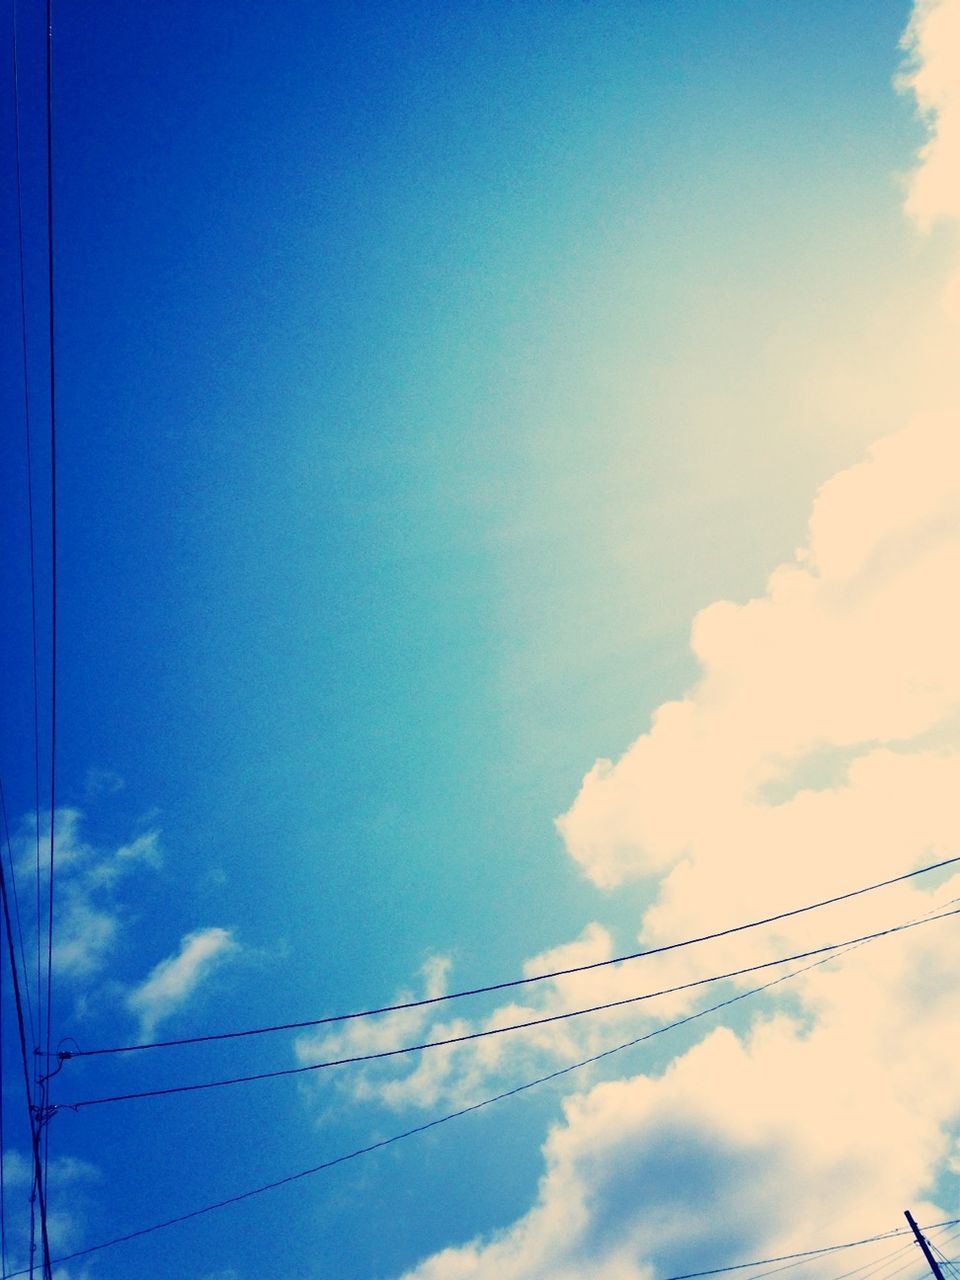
11, 807, 163, 982
127, 926, 239, 1041
1, 1149, 100, 1273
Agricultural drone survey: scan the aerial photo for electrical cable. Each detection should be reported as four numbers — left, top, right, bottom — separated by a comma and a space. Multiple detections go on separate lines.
39, 5, 59, 1271
781, 1237, 917, 1280
0, 945, 927, 1274
9, 0, 43, 1064
929, 1226, 960, 1255
15, 899, 958, 1273
64, 853, 960, 1061
732, 1250, 833, 1280
664, 1241, 916, 1280
663, 1242, 960, 1280
880, 1254, 942, 1280
0, 788, 52, 1279
1, 888, 7, 1277
0, 784, 36, 1094
1, 780, 40, 1280
930, 1241, 960, 1280
41, 0, 58, 1252
62, 904, 960, 1110
828, 1244, 927, 1280
837, 1243, 923, 1280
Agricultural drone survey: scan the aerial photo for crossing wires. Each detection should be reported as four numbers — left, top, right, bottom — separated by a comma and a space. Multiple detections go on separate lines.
4, 0, 60, 1272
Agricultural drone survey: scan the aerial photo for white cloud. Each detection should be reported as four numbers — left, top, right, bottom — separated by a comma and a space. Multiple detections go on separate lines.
900, 0, 960, 320
901, 0, 960, 230
11, 808, 164, 981
306, 9, 960, 1278
557, 412, 960, 910
127, 926, 239, 1041
394, 987, 959, 1280
1, 1150, 100, 1276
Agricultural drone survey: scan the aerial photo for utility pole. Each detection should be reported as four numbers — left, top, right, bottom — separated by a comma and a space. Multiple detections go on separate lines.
905, 1210, 947, 1280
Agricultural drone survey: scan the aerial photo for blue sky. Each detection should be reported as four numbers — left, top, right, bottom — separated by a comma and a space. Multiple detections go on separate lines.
3, 2, 960, 1278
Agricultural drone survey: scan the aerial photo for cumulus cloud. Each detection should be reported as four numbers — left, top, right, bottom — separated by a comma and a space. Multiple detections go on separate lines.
310, 405, 960, 1119
394, 978, 960, 1280
900, 0, 960, 319
127, 926, 239, 1041
557, 411, 960, 907
901, 0, 960, 230
304, 8, 960, 1278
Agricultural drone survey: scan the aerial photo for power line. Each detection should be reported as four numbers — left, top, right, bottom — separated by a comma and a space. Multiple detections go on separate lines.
831, 1242, 926, 1280
0, 788, 37, 1083
0, 790, 52, 1279
40, 2, 59, 1269
62, 904, 960, 1110
0, 942, 927, 1273
929, 1243, 960, 1280
710, 1232, 913, 1280
0, 785, 35, 1280
17, 909, 955, 1272
663, 1238, 960, 1280
660, 1237, 922, 1280
42, 0, 58, 1126
9, 0, 43, 1064
64, 854, 960, 1061
929, 1228, 960, 1255
1, 882, 7, 1278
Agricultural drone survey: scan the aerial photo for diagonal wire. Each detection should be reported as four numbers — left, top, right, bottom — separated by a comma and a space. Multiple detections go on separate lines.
30, 917, 957, 1270
0, 787, 52, 1279
10, 0, 43, 1065
0, 949, 872, 1274
64, 854, 960, 1060
930, 1241, 960, 1280
62, 905, 960, 1110
40, 3, 59, 1272
1, 886, 6, 1278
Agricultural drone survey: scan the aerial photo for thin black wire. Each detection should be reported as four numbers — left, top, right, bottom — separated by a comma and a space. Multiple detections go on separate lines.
0, 835, 35, 1068
63, 904, 960, 1110
930, 1241, 960, 1280
0, 777, 38, 1280
42, 0, 57, 1057
41, 4, 58, 1270
9, 0, 43, 1064
709, 1232, 911, 1280
66, 854, 960, 1060
0, 789, 52, 1279
8, 0, 46, 1250
930, 1226, 960, 1253
736, 1250, 832, 1280
817, 1241, 918, 1280
2, 945, 921, 1273
0, 784, 35, 1075
875, 1262, 935, 1280
17, 908, 960, 1273
666, 1243, 960, 1280
1, 879, 7, 1277
663, 1238, 917, 1280
830, 1243, 923, 1280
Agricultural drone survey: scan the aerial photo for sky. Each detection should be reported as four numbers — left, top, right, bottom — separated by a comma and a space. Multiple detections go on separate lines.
1, 1, 960, 1278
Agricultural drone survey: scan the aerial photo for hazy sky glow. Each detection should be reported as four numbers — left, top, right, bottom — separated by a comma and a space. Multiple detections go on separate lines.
2, 3, 960, 1279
